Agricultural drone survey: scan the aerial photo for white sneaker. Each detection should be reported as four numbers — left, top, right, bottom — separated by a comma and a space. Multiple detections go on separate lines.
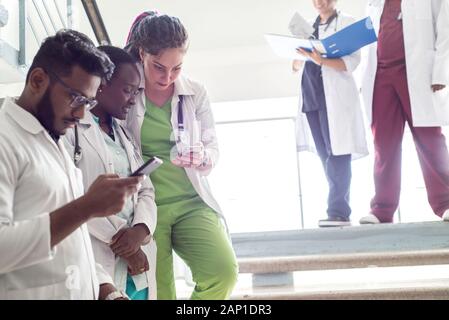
318, 216, 351, 228
359, 214, 381, 225
443, 209, 449, 222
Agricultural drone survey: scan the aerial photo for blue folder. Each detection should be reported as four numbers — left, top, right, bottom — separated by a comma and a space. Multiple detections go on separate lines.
312, 17, 378, 58
265, 17, 378, 60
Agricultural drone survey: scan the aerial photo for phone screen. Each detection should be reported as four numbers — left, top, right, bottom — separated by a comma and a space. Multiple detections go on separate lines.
129, 157, 163, 177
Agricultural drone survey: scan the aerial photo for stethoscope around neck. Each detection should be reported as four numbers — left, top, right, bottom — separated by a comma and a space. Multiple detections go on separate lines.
74, 125, 82, 166
312, 10, 339, 38
176, 95, 187, 156
72, 96, 187, 165
72, 120, 132, 166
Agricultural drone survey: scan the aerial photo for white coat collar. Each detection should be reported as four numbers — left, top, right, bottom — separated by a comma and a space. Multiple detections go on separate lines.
368, 0, 385, 8
80, 110, 124, 137
174, 76, 195, 96
2, 97, 46, 135
79, 109, 96, 126
78, 111, 135, 170
78, 111, 112, 172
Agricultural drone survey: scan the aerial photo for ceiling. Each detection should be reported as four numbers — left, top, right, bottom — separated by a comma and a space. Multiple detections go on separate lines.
76, 0, 368, 103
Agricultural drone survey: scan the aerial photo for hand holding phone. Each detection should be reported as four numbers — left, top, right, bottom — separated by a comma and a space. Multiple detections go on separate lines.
129, 157, 163, 177
172, 142, 207, 169
180, 144, 204, 157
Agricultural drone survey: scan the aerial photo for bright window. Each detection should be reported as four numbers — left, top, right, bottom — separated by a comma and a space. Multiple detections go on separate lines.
209, 97, 442, 234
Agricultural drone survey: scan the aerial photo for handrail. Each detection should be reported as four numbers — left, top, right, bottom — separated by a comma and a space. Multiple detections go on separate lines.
80, 0, 110, 45
27, 15, 40, 46
15, 1, 73, 68
53, 0, 67, 29
42, 0, 58, 33
31, 0, 51, 36
216, 116, 295, 125
18, 0, 26, 66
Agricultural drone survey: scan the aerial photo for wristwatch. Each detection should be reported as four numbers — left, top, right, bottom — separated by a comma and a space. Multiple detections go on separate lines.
105, 290, 128, 300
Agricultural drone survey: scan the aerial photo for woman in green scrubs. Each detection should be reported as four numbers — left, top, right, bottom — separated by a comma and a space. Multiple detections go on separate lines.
124, 11, 238, 300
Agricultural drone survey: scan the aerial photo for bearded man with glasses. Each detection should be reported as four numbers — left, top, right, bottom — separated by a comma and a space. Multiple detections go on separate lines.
0, 29, 144, 300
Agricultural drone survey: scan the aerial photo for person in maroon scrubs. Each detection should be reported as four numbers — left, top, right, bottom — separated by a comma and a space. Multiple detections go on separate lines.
361, 0, 449, 224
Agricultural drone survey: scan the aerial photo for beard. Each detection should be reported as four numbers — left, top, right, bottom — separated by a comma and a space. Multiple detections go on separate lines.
35, 89, 59, 141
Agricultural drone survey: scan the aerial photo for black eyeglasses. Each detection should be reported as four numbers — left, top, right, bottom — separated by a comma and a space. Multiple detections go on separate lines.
47, 70, 98, 111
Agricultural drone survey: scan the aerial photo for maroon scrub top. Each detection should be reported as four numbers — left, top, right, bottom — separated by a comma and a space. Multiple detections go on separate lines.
377, 0, 406, 68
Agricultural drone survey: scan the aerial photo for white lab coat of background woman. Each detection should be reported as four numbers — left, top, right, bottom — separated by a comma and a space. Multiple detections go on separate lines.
362, 0, 449, 126
64, 112, 157, 300
292, 12, 368, 158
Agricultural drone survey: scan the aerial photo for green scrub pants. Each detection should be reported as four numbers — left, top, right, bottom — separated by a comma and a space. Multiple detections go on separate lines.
154, 197, 238, 300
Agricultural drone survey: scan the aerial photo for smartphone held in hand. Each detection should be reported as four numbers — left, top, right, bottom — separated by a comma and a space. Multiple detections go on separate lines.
129, 157, 163, 177
181, 144, 203, 156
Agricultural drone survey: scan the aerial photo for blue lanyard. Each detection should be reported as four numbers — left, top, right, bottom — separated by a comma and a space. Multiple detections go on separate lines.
177, 95, 184, 145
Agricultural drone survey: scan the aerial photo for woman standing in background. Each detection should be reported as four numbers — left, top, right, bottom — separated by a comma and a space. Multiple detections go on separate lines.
291, 0, 368, 227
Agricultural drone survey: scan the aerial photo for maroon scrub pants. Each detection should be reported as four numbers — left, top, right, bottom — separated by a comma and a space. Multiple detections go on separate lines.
370, 64, 449, 222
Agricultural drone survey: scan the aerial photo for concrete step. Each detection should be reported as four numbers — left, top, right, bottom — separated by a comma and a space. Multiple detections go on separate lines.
232, 222, 449, 288
233, 222, 449, 273
238, 249, 449, 274
233, 286, 449, 300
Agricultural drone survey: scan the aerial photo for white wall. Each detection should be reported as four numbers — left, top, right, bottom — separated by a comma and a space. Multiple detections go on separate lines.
1, 0, 368, 100
79, 0, 368, 103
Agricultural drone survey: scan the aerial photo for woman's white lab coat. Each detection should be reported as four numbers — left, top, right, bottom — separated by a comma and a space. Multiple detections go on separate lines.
361, 0, 449, 126
123, 67, 223, 216
292, 12, 369, 158
64, 111, 157, 300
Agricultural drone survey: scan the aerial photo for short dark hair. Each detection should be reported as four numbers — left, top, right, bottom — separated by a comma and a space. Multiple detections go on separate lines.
97, 45, 138, 81
26, 29, 115, 83
125, 11, 188, 59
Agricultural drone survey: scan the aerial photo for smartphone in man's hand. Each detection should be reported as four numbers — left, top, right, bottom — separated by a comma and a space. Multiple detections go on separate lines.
129, 157, 163, 177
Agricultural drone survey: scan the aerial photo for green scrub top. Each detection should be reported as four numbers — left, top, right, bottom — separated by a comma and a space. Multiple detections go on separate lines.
141, 98, 199, 206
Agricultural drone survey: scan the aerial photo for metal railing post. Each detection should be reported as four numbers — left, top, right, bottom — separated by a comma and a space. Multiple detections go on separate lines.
293, 119, 305, 230
67, 0, 73, 29
18, 0, 26, 66
81, 0, 110, 45
42, 0, 58, 32
53, 0, 67, 29
31, 0, 51, 36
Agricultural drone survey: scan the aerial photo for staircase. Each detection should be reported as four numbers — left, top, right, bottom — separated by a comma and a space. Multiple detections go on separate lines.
231, 222, 449, 299
0, 0, 109, 86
